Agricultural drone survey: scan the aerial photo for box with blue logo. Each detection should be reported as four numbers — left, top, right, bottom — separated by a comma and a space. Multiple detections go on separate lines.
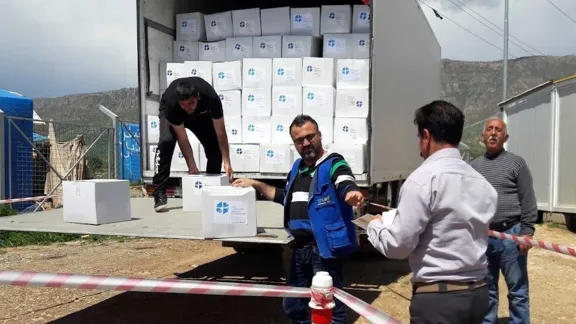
201, 186, 257, 238
204, 11, 233, 41
232, 8, 262, 37
320, 5, 352, 35
260, 7, 290, 36
182, 175, 230, 212
351, 34, 370, 59
241, 88, 271, 117
172, 41, 200, 63
335, 88, 369, 118
302, 57, 335, 87
146, 115, 160, 143
199, 41, 226, 62
229, 144, 261, 172
217, 90, 242, 116
212, 60, 242, 91
273, 58, 303, 87
272, 87, 302, 116
225, 37, 254, 61
322, 34, 353, 59
290, 8, 320, 37
176, 12, 206, 42
259, 144, 292, 174
182, 61, 213, 85
242, 58, 272, 88
352, 5, 370, 33
252, 36, 282, 59
281, 36, 321, 58
171, 142, 201, 172
336, 59, 370, 89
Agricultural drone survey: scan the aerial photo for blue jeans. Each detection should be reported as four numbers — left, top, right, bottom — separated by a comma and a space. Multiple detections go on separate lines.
483, 223, 530, 324
283, 244, 347, 324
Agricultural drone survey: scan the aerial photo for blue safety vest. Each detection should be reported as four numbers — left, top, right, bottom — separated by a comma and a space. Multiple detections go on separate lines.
283, 156, 357, 259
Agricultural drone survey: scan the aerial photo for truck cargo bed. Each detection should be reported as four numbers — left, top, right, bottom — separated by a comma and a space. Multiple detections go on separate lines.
0, 198, 291, 244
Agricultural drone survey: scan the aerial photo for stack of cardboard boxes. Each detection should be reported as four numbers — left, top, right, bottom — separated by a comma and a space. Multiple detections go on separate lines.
147, 5, 371, 176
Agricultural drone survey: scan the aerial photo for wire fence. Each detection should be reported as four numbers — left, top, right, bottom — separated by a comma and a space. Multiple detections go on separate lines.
1, 116, 115, 212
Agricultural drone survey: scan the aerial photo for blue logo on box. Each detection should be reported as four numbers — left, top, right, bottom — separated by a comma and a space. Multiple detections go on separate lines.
216, 202, 229, 214
194, 181, 203, 189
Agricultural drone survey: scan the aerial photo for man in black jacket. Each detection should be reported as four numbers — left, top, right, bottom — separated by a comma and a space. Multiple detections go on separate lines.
152, 77, 233, 212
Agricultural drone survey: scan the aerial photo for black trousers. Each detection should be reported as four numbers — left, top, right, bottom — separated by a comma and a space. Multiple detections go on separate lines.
409, 285, 489, 324
152, 110, 222, 193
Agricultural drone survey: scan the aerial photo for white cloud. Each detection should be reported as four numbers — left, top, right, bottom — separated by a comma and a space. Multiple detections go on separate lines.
421, 0, 576, 60
0, 0, 137, 98
0, 0, 574, 98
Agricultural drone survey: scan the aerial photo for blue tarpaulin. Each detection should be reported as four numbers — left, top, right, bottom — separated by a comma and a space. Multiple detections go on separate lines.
117, 122, 141, 183
0, 89, 33, 210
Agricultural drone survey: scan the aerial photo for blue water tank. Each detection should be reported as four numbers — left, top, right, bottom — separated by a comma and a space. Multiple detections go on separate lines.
0, 89, 33, 210
117, 122, 141, 183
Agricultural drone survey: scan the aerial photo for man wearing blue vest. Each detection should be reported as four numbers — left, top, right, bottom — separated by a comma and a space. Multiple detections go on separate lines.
232, 114, 364, 324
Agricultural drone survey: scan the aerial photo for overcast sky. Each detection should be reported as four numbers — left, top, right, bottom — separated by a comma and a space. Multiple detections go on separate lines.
0, 0, 574, 98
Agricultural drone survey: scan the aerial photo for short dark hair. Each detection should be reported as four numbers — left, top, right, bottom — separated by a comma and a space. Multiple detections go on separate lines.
289, 114, 319, 135
413, 100, 465, 145
176, 81, 199, 101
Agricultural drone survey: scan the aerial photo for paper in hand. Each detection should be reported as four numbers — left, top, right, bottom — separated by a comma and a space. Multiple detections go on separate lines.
352, 209, 397, 230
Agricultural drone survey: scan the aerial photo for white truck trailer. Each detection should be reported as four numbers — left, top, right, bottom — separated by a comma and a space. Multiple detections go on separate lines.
0, 0, 442, 254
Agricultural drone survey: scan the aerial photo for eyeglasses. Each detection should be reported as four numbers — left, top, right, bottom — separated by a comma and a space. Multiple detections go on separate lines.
293, 133, 318, 146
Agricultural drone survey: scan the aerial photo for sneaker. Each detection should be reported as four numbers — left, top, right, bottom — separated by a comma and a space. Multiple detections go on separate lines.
154, 192, 168, 212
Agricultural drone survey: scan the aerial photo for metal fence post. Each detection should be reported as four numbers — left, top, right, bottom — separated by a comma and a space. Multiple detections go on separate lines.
98, 105, 119, 179
0, 109, 4, 200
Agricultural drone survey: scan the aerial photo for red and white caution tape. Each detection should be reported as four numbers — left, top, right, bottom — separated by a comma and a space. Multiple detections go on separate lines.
489, 230, 576, 258
0, 271, 309, 298
0, 270, 402, 323
334, 288, 403, 324
0, 196, 53, 205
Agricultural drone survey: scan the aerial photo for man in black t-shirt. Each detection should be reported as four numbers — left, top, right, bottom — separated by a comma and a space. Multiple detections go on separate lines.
152, 77, 233, 212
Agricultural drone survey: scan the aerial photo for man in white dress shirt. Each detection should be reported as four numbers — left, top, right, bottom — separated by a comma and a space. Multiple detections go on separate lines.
367, 100, 498, 324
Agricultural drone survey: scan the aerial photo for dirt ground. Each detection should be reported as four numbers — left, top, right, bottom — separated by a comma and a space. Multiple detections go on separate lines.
0, 224, 574, 324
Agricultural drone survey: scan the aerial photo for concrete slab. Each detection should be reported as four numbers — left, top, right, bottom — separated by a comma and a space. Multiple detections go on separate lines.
0, 198, 291, 244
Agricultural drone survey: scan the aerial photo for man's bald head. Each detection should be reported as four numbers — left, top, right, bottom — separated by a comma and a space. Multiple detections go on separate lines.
482, 117, 508, 155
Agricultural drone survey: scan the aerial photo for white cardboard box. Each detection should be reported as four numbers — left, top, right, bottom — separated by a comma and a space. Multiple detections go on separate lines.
322, 34, 352, 59
333, 117, 368, 144
336, 59, 370, 89
260, 7, 291, 35
225, 37, 254, 61
176, 12, 206, 42
259, 144, 292, 173
173, 41, 200, 63
290, 7, 321, 37
302, 86, 335, 117
147, 115, 160, 143
242, 58, 272, 88
204, 11, 234, 41
242, 88, 271, 116
199, 41, 226, 62
166, 63, 185, 87
351, 34, 370, 59
182, 174, 229, 212
352, 5, 370, 33
311, 116, 334, 144
242, 116, 271, 143
273, 58, 303, 87
232, 8, 262, 37
302, 57, 335, 87
171, 142, 201, 172
148, 144, 158, 171
272, 86, 303, 116
212, 61, 242, 91
182, 61, 213, 85
225, 116, 243, 144
271, 115, 294, 144
230, 144, 261, 172
252, 36, 283, 58
320, 5, 352, 34
335, 88, 369, 118
198, 144, 225, 173
201, 186, 257, 239
218, 90, 242, 116
328, 143, 367, 174
63, 180, 131, 225
282, 36, 321, 58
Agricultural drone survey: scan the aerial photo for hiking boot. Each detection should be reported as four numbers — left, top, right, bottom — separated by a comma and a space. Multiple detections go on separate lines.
154, 191, 168, 212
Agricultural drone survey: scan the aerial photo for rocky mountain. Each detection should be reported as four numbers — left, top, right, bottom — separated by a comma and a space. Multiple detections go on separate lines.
32, 55, 576, 157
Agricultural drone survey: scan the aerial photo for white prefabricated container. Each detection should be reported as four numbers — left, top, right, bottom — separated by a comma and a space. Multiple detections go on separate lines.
182, 174, 229, 212
500, 76, 576, 214
63, 180, 131, 225
201, 186, 258, 238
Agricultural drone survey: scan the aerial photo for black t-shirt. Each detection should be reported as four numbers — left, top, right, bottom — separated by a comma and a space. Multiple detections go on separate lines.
160, 77, 223, 125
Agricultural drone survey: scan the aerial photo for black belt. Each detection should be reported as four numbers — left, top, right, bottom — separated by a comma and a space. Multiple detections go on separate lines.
413, 279, 486, 294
